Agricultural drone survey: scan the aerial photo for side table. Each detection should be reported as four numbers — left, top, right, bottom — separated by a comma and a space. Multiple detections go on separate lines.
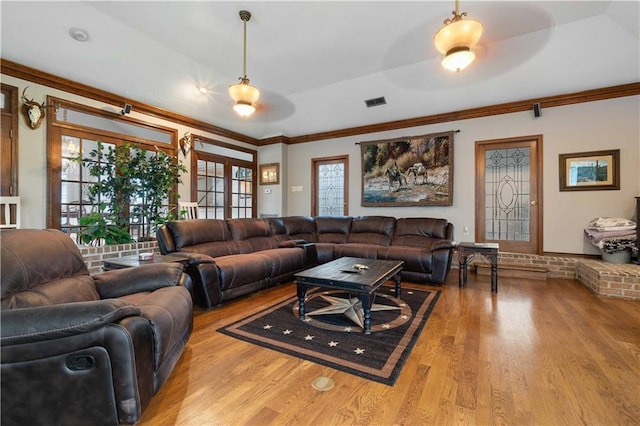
457, 242, 500, 293
103, 253, 189, 271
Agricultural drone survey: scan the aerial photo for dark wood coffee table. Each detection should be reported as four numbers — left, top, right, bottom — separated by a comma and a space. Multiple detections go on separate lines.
102, 253, 189, 271
294, 257, 403, 334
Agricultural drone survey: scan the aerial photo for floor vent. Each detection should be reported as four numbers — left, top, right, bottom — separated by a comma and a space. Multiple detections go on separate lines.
365, 96, 386, 108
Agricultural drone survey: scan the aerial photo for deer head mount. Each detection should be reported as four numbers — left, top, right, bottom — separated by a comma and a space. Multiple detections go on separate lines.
21, 87, 54, 129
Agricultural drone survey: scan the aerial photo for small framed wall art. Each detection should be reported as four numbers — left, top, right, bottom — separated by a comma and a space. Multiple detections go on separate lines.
558, 149, 620, 191
259, 163, 280, 185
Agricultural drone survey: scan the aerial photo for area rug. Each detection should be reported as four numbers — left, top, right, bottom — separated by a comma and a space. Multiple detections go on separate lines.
218, 285, 440, 385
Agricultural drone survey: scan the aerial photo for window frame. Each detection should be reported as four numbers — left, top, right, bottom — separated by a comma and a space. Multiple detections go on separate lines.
46, 97, 179, 234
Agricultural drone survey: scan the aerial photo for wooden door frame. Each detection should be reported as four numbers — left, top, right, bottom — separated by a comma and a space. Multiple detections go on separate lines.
311, 155, 349, 216
1, 83, 19, 196
191, 151, 257, 219
475, 135, 543, 255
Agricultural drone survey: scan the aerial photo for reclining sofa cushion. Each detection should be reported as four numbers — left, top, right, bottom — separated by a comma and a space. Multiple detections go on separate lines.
1, 229, 99, 308
314, 216, 353, 263
227, 218, 279, 253
281, 216, 317, 242
315, 216, 352, 243
167, 219, 238, 257
335, 216, 397, 259
347, 216, 396, 246
392, 217, 451, 246
377, 245, 433, 273
227, 217, 307, 283
212, 254, 270, 291
265, 217, 294, 244
117, 285, 192, 389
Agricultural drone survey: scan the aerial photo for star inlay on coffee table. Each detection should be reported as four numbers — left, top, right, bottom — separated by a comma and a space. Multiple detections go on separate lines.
307, 294, 400, 329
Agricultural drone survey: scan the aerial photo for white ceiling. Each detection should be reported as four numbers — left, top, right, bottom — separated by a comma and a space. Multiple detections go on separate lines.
1, 1, 638, 140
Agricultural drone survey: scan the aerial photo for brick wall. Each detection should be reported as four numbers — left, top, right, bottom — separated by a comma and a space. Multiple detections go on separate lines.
453, 250, 639, 300
575, 259, 640, 300
452, 251, 577, 278
78, 241, 160, 275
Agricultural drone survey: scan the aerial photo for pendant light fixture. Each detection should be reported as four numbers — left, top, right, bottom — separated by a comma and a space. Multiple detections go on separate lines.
433, 0, 483, 72
228, 10, 260, 117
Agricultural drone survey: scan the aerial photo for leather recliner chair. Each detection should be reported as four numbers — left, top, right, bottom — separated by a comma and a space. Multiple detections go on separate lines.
0, 229, 193, 425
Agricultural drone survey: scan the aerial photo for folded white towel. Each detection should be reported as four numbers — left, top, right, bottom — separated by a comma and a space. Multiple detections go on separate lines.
588, 217, 636, 232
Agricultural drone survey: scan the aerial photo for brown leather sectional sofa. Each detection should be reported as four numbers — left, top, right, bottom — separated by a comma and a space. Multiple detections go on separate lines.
157, 215, 454, 309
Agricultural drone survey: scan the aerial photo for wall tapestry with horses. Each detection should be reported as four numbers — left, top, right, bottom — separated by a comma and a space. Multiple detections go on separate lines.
360, 131, 454, 207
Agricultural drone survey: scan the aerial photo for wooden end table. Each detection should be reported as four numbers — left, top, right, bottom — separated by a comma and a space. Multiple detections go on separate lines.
457, 242, 500, 293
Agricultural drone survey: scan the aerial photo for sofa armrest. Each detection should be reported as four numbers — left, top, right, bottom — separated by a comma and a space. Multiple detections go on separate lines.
430, 240, 455, 283
278, 239, 308, 248
93, 263, 185, 299
296, 241, 318, 266
0, 300, 140, 345
156, 225, 176, 254
173, 251, 216, 265
181, 261, 221, 308
431, 239, 455, 251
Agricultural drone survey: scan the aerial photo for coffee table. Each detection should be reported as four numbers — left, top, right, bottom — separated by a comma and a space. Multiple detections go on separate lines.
294, 257, 403, 334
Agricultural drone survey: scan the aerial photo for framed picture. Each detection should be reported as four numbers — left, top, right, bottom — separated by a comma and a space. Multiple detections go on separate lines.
259, 163, 280, 185
559, 149, 620, 191
360, 131, 454, 207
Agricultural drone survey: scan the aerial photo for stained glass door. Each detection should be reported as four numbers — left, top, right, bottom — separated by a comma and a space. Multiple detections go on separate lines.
312, 156, 348, 216
475, 136, 542, 254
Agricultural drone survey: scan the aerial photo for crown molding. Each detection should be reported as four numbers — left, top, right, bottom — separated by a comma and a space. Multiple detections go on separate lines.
0, 59, 259, 145
3, 59, 638, 147
282, 82, 640, 145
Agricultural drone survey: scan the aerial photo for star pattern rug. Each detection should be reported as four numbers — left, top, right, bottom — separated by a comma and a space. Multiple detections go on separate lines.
218, 285, 440, 385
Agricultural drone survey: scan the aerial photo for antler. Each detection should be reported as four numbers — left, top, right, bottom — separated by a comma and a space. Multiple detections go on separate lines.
21, 86, 38, 106
22, 86, 55, 108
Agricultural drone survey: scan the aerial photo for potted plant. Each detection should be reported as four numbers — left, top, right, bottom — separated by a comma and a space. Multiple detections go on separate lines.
76, 141, 186, 245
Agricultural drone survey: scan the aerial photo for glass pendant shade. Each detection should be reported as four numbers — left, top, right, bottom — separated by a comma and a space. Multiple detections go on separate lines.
232, 101, 256, 117
441, 47, 476, 72
434, 15, 483, 72
229, 77, 260, 110
229, 10, 259, 117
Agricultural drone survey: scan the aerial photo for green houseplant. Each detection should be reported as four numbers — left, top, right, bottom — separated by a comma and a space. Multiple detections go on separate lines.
76, 141, 186, 245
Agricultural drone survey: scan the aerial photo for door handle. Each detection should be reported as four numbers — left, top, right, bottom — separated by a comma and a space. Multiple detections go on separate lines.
531, 200, 537, 206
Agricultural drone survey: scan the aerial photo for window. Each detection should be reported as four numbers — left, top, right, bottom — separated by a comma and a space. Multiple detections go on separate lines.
48, 98, 178, 243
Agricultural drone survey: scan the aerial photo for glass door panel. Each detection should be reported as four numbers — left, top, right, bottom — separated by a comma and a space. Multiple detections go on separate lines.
194, 153, 255, 219
312, 156, 348, 216
476, 136, 542, 254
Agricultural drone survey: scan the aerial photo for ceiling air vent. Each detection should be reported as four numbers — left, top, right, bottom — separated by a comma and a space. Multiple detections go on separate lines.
365, 97, 386, 108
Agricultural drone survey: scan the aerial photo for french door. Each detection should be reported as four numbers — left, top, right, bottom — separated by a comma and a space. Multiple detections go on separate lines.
192, 152, 256, 219
312, 155, 349, 216
475, 135, 543, 254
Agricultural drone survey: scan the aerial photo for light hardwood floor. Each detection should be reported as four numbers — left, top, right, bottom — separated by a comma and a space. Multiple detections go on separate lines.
139, 272, 640, 425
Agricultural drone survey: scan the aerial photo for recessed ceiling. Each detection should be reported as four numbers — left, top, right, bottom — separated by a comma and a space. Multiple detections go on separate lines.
1, 1, 638, 140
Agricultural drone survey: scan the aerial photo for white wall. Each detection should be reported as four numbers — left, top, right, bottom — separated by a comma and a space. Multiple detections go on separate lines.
257, 143, 287, 217
4, 72, 638, 255
285, 96, 640, 254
